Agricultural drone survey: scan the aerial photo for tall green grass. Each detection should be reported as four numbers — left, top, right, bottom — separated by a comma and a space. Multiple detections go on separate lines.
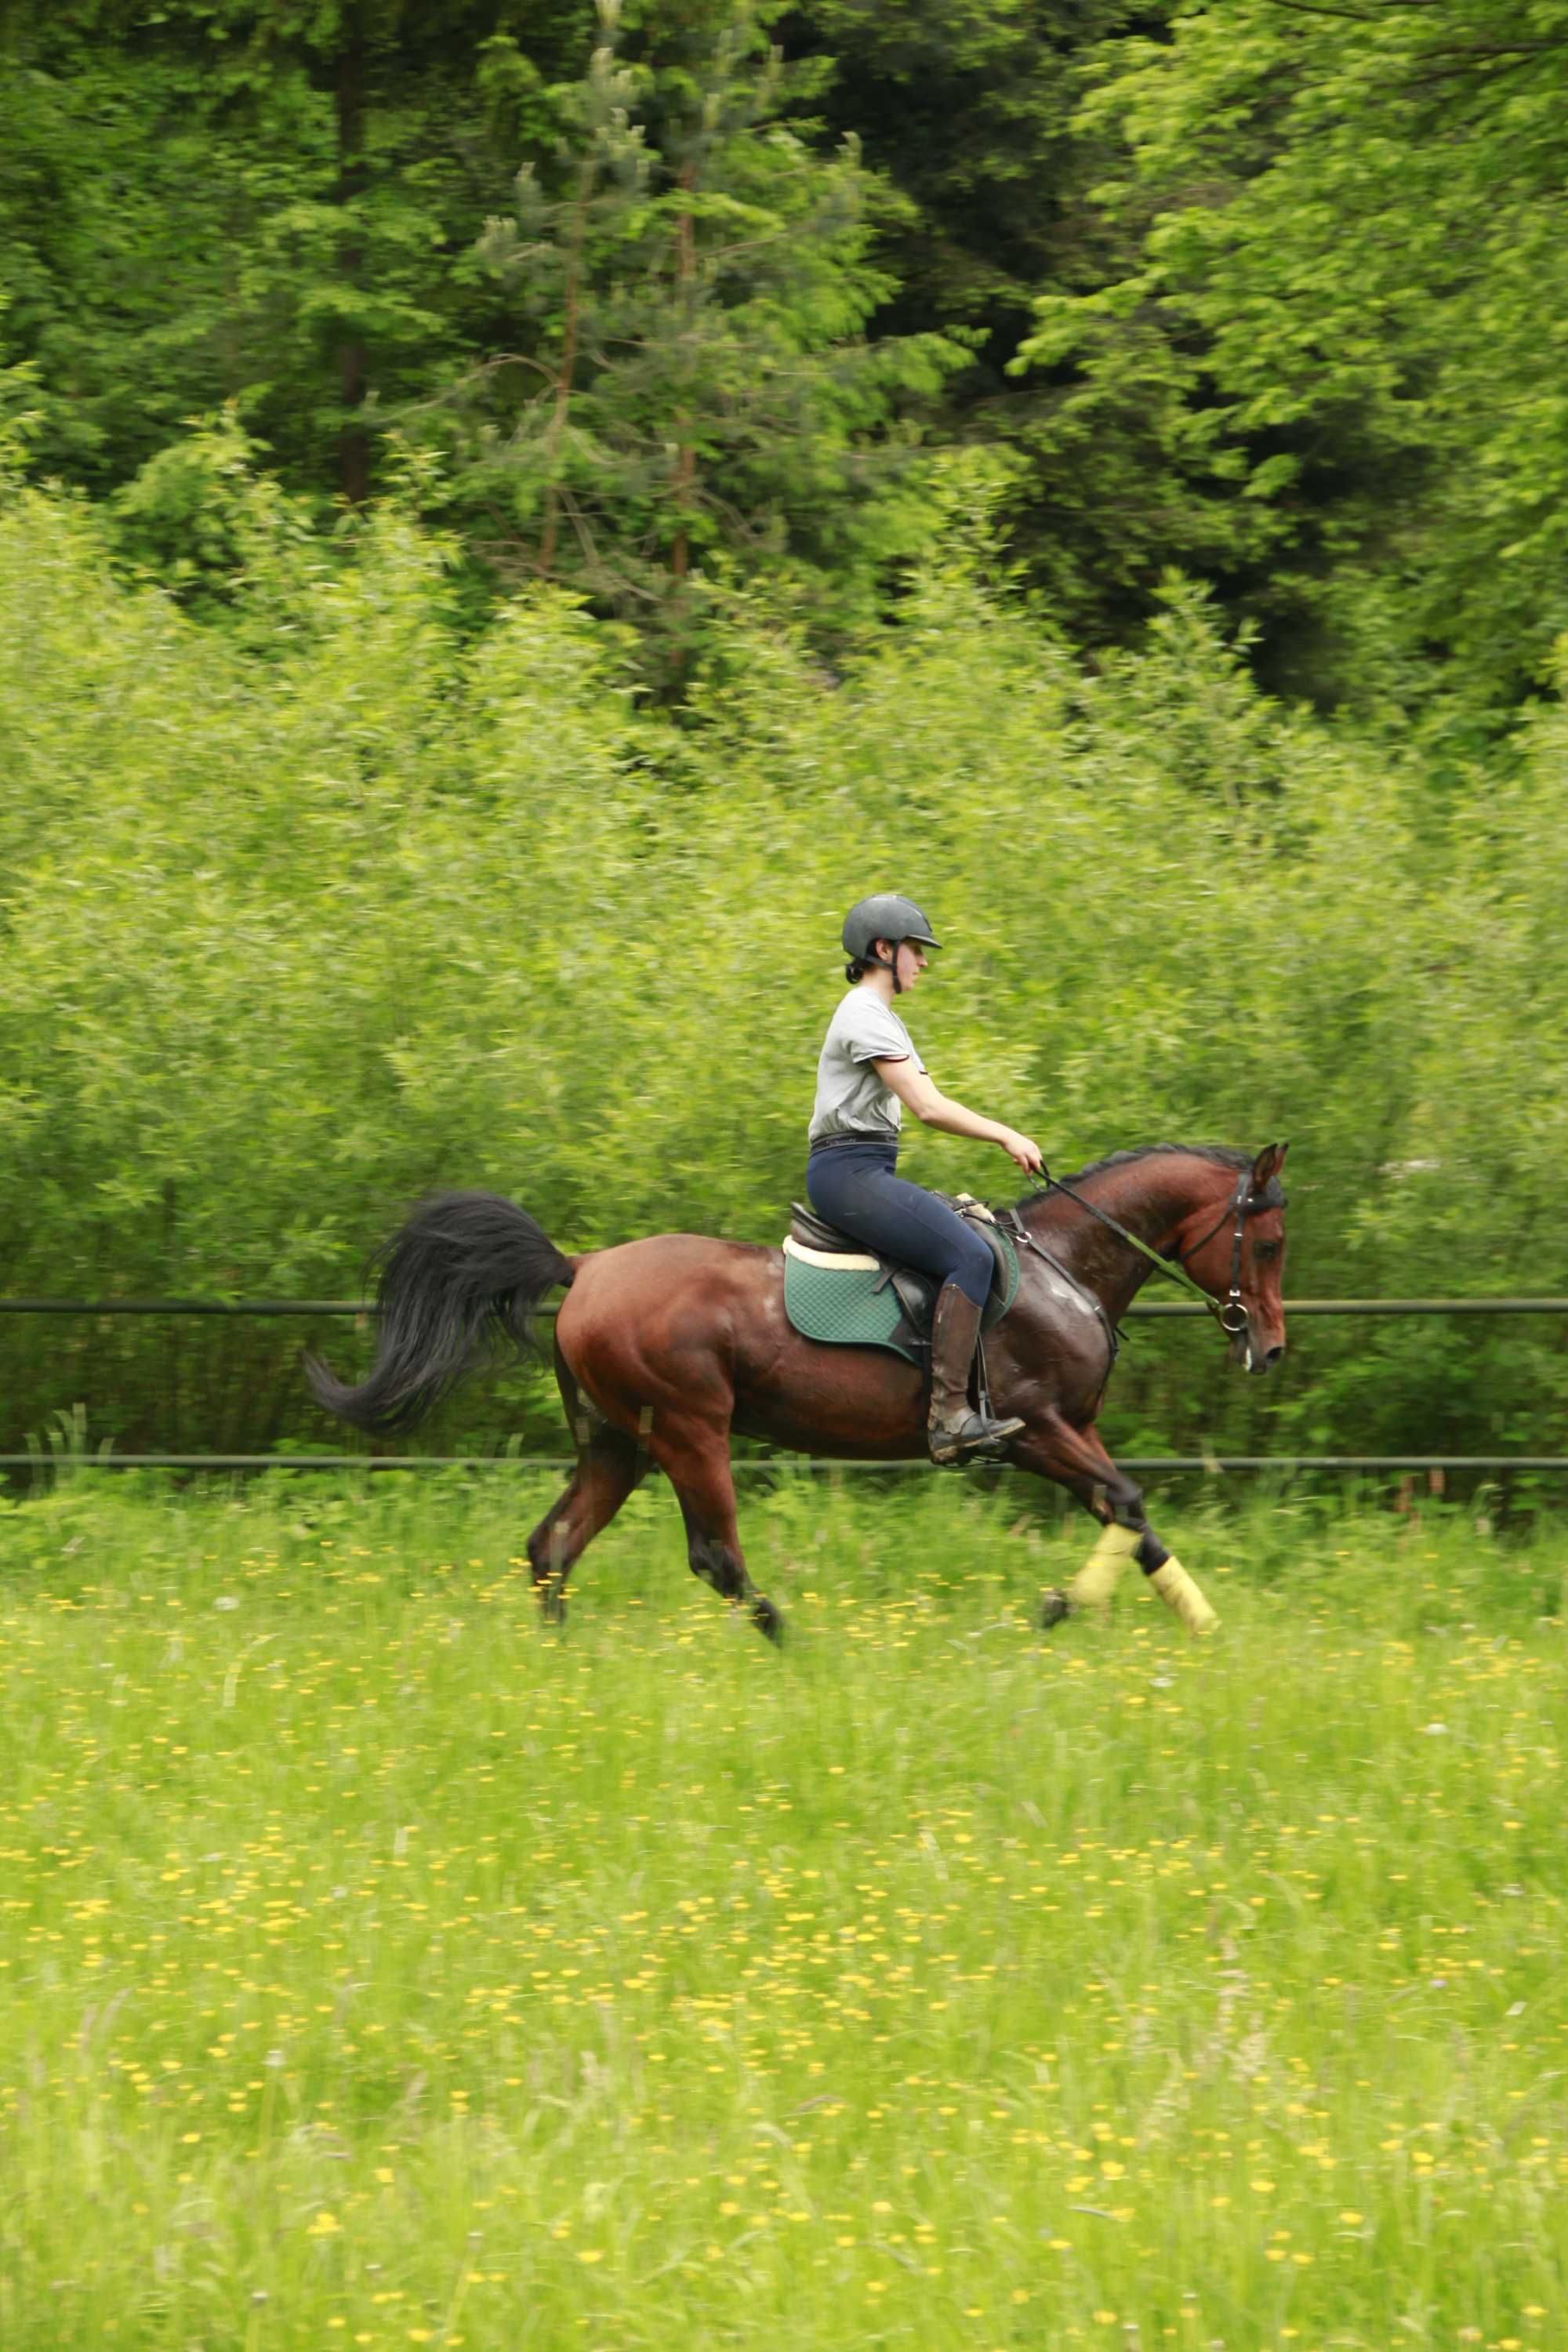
0, 1473, 1563, 2348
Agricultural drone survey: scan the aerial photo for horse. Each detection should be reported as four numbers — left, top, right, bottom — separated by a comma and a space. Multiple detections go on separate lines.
307, 1142, 1289, 1642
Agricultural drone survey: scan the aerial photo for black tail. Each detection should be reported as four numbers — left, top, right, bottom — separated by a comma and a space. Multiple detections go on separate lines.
306, 1191, 575, 1436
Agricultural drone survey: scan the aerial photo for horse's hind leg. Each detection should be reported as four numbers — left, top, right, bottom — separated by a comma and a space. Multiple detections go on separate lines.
525, 1427, 646, 1624
646, 1417, 783, 1645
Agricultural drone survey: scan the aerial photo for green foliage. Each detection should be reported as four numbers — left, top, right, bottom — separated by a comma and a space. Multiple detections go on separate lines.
791, 0, 1171, 648
789, 0, 1134, 328
0, 0, 970, 671
12, 0, 1567, 713
0, 1, 583, 500
3, 460, 1566, 1456
1015, 0, 1568, 709
423, 2, 964, 676
108, 408, 324, 619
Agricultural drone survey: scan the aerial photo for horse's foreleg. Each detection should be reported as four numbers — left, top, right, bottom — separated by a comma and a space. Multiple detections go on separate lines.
1069, 1520, 1144, 1613
644, 1417, 783, 1645
1070, 1521, 1218, 1635
1133, 1531, 1219, 1635
1009, 1413, 1142, 1616
1011, 1414, 1218, 1635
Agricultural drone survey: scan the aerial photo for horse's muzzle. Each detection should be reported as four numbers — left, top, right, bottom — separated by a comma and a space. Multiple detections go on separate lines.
1230, 1326, 1285, 1376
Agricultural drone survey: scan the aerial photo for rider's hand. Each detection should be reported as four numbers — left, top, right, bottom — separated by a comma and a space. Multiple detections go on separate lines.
1000, 1129, 1044, 1175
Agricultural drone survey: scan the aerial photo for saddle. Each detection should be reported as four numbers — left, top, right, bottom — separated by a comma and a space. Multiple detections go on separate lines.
782, 1193, 1018, 1367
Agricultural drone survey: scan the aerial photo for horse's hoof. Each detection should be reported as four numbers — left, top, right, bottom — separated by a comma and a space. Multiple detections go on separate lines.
537, 1582, 568, 1628
1039, 1588, 1073, 1631
750, 1595, 786, 1646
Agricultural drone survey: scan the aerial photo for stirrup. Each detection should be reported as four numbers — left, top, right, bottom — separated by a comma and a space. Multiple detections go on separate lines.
929, 1409, 1024, 1465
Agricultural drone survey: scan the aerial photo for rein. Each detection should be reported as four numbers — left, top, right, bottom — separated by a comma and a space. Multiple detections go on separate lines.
1022, 1165, 1254, 1337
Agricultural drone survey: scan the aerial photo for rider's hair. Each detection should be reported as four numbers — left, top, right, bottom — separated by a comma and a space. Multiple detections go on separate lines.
845, 956, 871, 983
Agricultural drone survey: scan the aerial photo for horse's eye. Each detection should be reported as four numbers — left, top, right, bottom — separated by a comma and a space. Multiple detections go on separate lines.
1254, 1240, 1280, 1264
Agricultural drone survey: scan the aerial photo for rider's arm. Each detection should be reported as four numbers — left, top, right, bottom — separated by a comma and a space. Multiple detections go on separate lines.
875, 1056, 1042, 1174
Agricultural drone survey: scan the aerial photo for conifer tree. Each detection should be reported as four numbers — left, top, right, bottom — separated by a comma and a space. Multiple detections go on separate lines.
434, 1, 964, 670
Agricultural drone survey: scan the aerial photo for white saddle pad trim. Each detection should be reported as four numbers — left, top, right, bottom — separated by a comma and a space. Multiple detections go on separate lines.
782, 1235, 881, 1272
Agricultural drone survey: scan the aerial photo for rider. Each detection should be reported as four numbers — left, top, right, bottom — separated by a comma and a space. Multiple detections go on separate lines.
807, 894, 1045, 1464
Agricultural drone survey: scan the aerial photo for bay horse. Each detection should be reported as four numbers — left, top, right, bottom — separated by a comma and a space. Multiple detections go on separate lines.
307, 1142, 1288, 1641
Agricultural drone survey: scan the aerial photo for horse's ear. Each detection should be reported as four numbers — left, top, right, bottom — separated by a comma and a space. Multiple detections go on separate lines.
1252, 1140, 1288, 1191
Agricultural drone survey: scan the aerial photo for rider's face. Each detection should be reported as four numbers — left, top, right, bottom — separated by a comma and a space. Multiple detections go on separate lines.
881, 940, 928, 989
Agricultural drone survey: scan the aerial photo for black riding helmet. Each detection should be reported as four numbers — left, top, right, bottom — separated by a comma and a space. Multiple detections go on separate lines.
841, 894, 941, 995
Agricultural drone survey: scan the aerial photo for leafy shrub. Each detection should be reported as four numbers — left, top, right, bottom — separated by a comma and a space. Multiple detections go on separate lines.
3, 452, 1564, 1457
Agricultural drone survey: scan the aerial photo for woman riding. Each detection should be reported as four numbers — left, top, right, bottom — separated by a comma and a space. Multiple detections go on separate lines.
807, 893, 1045, 1464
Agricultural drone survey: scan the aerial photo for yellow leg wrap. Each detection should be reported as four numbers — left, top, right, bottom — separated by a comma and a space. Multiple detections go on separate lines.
1065, 1522, 1141, 1612
1148, 1558, 1219, 1636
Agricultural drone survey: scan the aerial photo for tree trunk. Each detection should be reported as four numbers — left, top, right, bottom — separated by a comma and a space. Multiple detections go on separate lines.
541, 157, 595, 580
336, 5, 370, 506
670, 159, 697, 586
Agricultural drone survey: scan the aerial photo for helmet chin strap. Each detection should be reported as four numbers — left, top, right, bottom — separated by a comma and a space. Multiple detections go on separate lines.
871, 941, 903, 994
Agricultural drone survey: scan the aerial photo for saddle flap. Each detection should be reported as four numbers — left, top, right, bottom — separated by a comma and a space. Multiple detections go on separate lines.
926, 1196, 1018, 1330
978, 1228, 1015, 1327
889, 1266, 937, 1330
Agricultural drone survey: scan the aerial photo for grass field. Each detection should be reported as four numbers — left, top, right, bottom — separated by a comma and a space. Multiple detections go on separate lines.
0, 1468, 1563, 2351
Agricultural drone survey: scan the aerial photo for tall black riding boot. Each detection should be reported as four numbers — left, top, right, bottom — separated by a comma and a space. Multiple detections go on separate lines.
927, 1281, 1024, 1465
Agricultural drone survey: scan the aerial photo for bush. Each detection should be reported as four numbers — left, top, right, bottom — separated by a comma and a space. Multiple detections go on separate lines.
3, 450, 1564, 1457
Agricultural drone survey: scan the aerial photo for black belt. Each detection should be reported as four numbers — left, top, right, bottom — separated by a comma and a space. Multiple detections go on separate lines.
808, 1130, 897, 1152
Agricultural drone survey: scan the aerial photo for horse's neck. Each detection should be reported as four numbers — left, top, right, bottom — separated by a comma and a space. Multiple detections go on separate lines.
1024, 1157, 1223, 1320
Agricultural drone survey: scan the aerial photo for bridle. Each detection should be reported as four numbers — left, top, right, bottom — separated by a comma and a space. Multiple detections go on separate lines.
1023, 1164, 1258, 1338
1169, 1169, 1254, 1337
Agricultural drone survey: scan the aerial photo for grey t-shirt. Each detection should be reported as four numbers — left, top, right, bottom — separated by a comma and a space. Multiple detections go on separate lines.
808, 986, 928, 1146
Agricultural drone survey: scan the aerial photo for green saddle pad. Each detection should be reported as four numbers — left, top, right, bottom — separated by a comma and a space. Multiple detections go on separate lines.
784, 1253, 922, 1364
782, 1225, 1018, 1369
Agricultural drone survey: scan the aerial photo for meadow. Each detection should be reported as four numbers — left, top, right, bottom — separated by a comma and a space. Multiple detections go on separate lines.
0, 1469, 1563, 2351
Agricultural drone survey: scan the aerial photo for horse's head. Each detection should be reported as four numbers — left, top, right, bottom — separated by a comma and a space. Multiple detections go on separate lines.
1172, 1142, 1289, 1375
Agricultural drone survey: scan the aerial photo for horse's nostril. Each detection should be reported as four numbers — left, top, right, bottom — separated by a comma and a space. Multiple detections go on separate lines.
1265, 1345, 1284, 1367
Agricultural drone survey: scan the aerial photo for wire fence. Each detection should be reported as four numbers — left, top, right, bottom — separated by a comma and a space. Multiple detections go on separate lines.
5, 1296, 1568, 1319
5, 1294, 1568, 1476
4, 1454, 1566, 1476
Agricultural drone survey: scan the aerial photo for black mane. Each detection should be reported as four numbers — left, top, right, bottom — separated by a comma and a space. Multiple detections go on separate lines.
1019, 1143, 1287, 1211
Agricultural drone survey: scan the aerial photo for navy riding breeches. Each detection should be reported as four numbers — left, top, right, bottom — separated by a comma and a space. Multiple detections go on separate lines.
805, 1138, 994, 1308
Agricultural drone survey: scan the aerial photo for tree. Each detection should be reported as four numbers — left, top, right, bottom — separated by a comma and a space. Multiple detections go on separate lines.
417, 1, 966, 671
779, 0, 1172, 643
1012, 0, 1568, 713
0, 0, 583, 506
785, 0, 1139, 328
